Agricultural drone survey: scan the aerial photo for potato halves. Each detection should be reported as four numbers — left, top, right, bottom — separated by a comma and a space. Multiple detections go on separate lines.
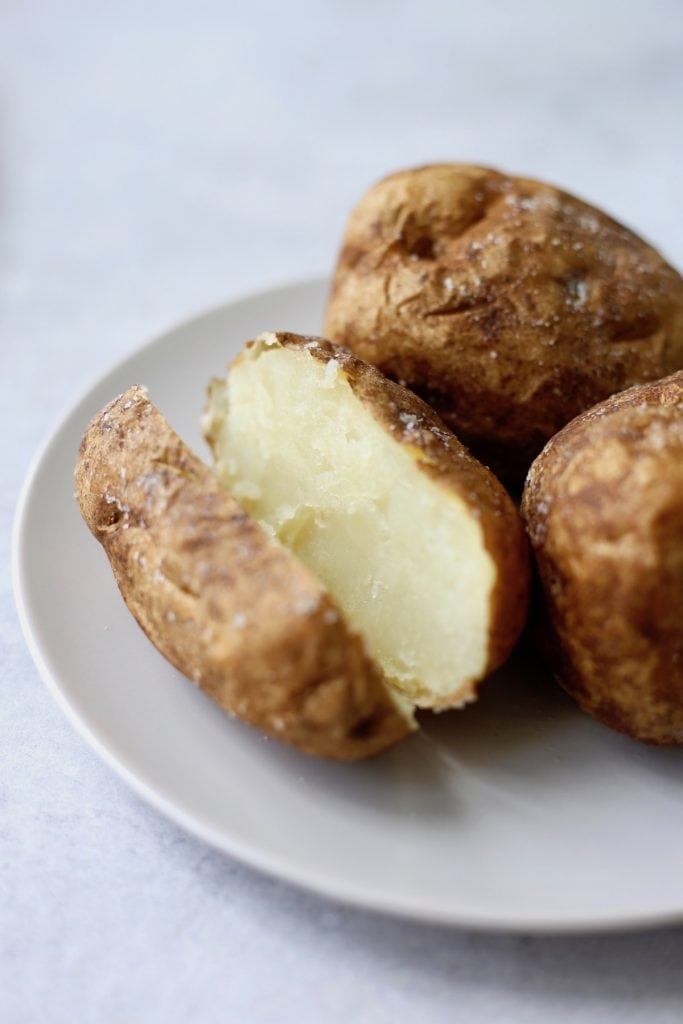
75, 386, 414, 760
522, 371, 683, 744
203, 332, 530, 710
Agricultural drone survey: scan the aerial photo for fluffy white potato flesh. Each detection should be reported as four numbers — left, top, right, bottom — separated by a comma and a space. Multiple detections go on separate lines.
204, 336, 497, 708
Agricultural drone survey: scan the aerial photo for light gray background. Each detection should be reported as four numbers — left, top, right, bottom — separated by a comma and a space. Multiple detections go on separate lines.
3, 1, 683, 1021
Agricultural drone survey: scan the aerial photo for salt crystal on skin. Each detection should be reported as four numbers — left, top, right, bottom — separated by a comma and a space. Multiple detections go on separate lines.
398, 411, 420, 433
295, 595, 319, 616
429, 426, 451, 444
518, 196, 536, 212
566, 277, 588, 311
574, 279, 588, 308
578, 212, 599, 234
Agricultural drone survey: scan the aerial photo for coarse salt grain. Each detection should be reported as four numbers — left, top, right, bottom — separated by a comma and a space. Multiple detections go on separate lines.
296, 595, 320, 616
399, 411, 420, 431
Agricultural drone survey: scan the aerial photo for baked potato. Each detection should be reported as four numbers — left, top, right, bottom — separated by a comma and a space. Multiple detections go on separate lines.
324, 164, 683, 483
75, 386, 414, 760
522, 371, 683, 744
203, 332, 530, 710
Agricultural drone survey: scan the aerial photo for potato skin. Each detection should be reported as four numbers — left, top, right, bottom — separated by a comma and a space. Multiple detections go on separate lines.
75, 386, 413, 760
324, 164, 683, 483
522, 371, 683, 744
234, 333, 531, 695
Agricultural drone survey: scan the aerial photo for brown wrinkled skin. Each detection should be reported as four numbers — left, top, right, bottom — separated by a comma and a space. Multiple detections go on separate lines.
238, 334, 531, 692
522, 371, 683, 744
324, 164, 683, 483
75, 386, 413, 760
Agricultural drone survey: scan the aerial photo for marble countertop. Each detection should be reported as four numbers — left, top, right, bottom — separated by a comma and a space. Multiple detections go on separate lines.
3, 1, 682, 1020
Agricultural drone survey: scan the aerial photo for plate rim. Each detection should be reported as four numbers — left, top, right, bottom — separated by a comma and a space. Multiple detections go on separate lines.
12, 275, 683, 935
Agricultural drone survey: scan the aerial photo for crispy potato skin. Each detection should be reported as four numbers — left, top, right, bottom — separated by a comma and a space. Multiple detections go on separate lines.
75, 386, 413, 760
324, 164, 683, 483
522, 371, 683, 744
243, 334, 531, 692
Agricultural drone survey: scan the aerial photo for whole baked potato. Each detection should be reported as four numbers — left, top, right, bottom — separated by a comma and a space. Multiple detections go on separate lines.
324, 164, 683, 482
522, 371, 683, 744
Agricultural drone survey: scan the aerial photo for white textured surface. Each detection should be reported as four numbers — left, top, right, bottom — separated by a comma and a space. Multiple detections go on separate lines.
3, 1, 683, 1021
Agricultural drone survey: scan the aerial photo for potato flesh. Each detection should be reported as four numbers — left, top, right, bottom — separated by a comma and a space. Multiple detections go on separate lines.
208, 346, 495, 706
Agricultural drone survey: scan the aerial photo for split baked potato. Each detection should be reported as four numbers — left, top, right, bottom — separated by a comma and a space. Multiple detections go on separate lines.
324, 164, 683, 483
522, 371, 683, 744
76, 335, 531, 759
203, 332, 530, 710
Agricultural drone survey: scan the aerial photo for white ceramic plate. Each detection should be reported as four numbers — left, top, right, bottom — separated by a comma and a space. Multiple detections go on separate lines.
13, 277, 683, 934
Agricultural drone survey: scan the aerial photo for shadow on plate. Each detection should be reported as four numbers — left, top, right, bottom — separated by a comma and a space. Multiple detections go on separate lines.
258, 648, 585, 817
255, 643, 683, 820
419, 647, 575, 756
